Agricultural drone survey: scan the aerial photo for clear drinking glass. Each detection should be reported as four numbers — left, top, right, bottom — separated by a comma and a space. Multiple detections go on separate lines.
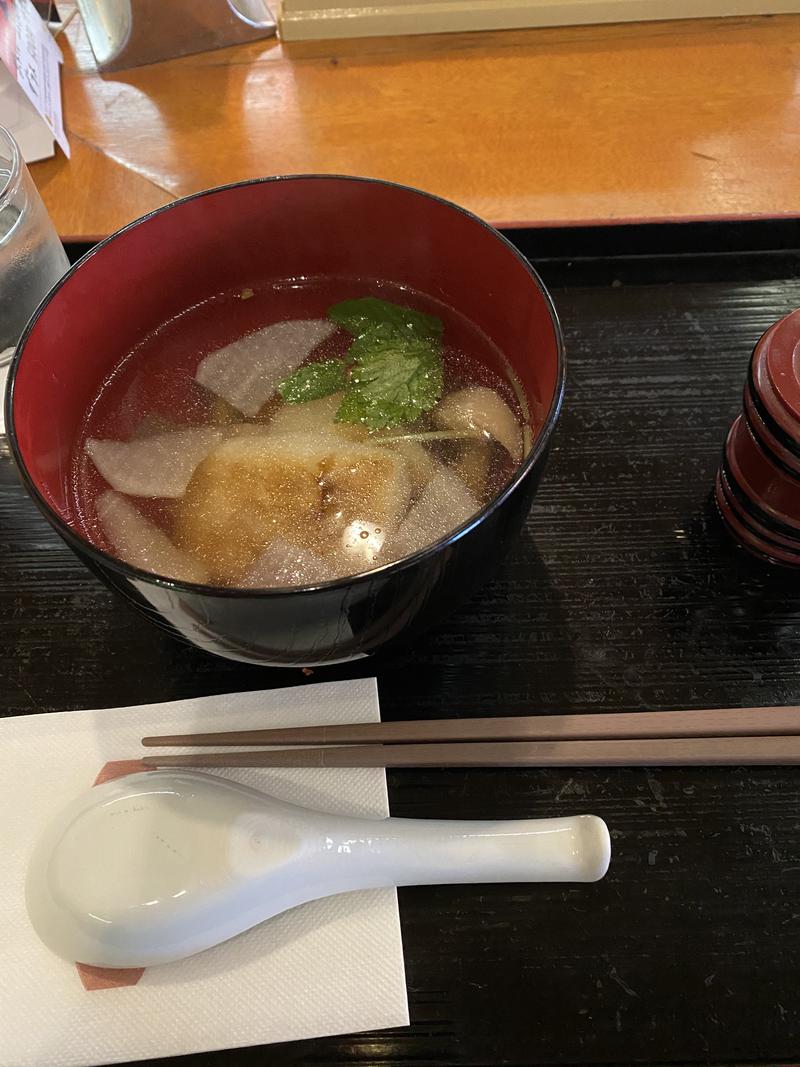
0, 125, 69, 365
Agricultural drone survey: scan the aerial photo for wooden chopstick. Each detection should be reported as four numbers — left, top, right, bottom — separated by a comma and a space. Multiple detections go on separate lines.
141, 735, 800, 769
141, 705, 800, 748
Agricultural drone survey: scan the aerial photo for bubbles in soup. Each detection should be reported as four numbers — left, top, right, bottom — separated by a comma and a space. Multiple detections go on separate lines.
72, 279, 533, 588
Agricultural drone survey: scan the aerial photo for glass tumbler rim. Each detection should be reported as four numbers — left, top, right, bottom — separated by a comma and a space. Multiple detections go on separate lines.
0, 124, 22, 209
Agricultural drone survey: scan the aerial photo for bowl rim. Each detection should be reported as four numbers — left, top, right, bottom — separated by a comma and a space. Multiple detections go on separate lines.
6, 173, 566, 598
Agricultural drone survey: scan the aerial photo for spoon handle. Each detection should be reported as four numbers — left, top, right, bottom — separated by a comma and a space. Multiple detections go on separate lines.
335, 813, 610, 887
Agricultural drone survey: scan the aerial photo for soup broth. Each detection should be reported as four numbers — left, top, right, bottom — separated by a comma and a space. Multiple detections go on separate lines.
72, 278, 533, 588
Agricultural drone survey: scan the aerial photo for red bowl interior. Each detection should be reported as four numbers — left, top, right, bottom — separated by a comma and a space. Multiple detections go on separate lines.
9, 176, 563, 540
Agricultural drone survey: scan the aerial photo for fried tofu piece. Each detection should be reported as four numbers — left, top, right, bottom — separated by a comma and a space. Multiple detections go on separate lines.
175, 435, 325, 583
175, 432, 411, 585
321, 442, 411, 540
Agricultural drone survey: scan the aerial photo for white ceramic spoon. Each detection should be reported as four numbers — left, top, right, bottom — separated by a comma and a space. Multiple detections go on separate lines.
26, 770, 610, 968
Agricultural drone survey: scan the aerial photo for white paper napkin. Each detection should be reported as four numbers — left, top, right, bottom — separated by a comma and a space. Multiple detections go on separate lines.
0, 678, 409, 1067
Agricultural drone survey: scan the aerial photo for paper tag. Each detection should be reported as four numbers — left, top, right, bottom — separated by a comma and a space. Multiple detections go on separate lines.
0, 0, 69, 157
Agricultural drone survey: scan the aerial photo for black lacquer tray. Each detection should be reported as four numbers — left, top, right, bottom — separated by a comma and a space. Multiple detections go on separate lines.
3, 220, 800, 1067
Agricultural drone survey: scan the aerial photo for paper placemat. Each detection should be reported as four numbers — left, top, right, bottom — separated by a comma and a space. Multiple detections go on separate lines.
0, 678, 408, 1067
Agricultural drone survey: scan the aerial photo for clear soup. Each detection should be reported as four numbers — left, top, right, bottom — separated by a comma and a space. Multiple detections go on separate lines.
72, 278, 533, 588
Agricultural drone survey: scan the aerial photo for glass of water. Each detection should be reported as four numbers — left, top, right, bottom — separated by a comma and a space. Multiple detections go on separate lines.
0, 125, 69, 366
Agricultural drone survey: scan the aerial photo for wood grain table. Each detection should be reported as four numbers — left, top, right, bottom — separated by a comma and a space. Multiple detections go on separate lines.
30, 12, 800, 240
3, 219, 800, 1065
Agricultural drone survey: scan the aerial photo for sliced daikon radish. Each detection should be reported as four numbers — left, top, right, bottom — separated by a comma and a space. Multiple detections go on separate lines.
195, 320, 336, 417
435, 386, 523, 461
96, 491, 208, 583
243, 539, 336, 588
387, 467, 478, 561
86, 428, 225, 498
267, 392, 366, 441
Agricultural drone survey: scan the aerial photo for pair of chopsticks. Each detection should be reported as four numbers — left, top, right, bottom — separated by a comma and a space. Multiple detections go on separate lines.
141, 705, 800, 768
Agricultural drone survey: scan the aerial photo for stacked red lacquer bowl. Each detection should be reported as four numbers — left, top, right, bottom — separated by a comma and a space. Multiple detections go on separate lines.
716, 308, 800, 565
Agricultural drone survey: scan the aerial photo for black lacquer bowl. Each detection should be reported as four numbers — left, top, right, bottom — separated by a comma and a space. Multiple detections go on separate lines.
7, 176, 564, 666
